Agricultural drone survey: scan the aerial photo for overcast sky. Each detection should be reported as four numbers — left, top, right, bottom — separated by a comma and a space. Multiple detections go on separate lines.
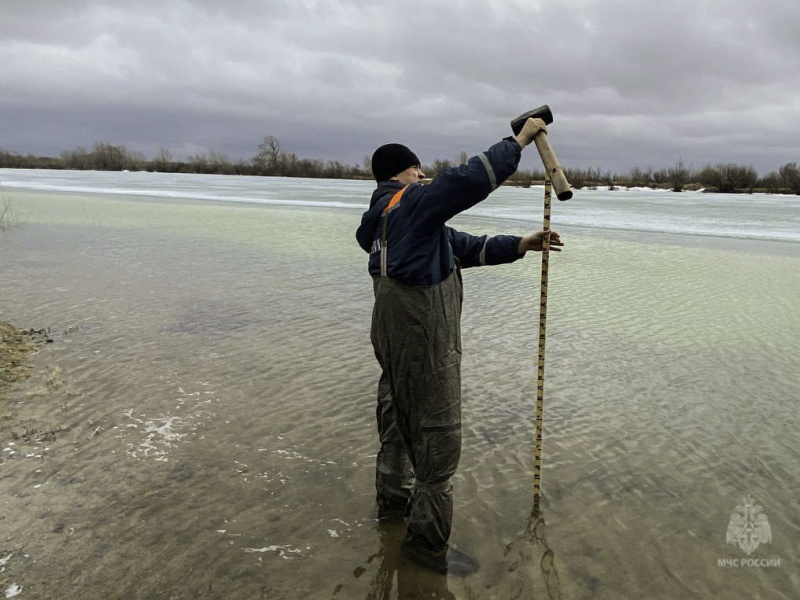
1, 0, 798, 174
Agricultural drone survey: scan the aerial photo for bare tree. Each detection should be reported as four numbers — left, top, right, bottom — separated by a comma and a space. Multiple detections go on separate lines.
254, 136, 284, 174
759, 171, 782, 194
428, 159, 452, 178
651, 168, 669, 186
208, 150, 233, 174
91, 142, 128, 171
628, 166, 652, 187
698, 163, 758, 193
153, 147, 173, 172
668, 160, 690, 192
779, 162, 800, 193
60, 147, 91, 170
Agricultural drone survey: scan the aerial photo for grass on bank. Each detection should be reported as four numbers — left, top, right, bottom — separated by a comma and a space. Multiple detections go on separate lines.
0, 322, 35, 389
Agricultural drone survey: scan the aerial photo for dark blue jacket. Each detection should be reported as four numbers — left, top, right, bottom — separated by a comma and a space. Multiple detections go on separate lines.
356, 137, 525, 286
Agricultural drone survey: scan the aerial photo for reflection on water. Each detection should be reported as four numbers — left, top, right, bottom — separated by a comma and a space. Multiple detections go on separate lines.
516, 505, 562, 600
335, 501, 562, 599
1, 190, 798, 599
341, 520, 455, 600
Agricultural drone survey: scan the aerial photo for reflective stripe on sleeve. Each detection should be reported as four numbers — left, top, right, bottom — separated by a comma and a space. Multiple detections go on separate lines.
478, 153, 497, 191
479, 236, 488, 266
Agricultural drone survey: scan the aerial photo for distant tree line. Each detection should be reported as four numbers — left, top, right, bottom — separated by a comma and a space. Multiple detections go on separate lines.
1, 138, 799, 195
564, 161, 800, 195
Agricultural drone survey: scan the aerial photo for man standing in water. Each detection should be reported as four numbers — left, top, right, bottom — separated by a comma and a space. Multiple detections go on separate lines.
356, 118, 562, 575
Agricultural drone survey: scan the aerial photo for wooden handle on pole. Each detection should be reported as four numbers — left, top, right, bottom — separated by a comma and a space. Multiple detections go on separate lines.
533, 133, 572, 201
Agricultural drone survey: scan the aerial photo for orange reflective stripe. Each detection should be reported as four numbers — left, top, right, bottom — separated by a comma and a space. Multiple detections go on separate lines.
382, 185, 407, 215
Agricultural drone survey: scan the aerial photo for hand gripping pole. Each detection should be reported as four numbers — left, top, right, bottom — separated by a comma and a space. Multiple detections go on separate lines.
511, 106, 573, 201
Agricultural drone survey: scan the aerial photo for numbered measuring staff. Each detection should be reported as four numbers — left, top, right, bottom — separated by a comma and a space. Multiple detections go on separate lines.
510, 106, 572, 513
533, 180, 552, 513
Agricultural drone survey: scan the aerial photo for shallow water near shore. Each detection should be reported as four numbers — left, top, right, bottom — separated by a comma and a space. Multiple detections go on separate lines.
1, 177, 799, 599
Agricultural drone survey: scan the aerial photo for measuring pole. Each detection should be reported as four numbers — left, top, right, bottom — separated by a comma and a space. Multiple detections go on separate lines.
533, 179, 552, 516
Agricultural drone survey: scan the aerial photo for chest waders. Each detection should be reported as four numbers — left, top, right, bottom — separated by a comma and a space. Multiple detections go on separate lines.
370, 185, 464, 556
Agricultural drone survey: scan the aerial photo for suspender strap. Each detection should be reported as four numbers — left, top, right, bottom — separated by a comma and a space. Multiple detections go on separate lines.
382, 186, 406, 216
380, 186, 408, 277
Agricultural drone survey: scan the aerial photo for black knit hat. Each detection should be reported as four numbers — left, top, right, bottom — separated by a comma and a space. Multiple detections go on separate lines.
371, 143, 420, 182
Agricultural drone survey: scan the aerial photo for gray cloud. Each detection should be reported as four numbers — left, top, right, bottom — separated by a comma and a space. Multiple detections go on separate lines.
1, 0, 798, 173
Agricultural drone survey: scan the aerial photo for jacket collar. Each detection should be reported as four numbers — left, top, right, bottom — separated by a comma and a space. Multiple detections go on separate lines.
369, 180, 405, 208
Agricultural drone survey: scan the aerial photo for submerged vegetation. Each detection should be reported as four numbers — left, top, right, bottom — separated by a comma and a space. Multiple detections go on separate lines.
0, 323, 35, 391
0, 188, 20, 231
1, 138, 799, 195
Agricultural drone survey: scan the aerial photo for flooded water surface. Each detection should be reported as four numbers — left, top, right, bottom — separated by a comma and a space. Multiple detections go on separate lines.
1, 173, 798, 599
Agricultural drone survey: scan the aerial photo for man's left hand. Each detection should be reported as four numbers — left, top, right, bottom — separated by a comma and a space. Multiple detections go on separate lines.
518, 230, 564, 254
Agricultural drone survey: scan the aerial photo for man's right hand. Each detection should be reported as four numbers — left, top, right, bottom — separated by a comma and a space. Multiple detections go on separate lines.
515, 118, 547, 148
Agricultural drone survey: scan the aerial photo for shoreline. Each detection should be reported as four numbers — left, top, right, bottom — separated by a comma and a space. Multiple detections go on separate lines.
4, 166, 800, 196
0, 163, 800, 196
